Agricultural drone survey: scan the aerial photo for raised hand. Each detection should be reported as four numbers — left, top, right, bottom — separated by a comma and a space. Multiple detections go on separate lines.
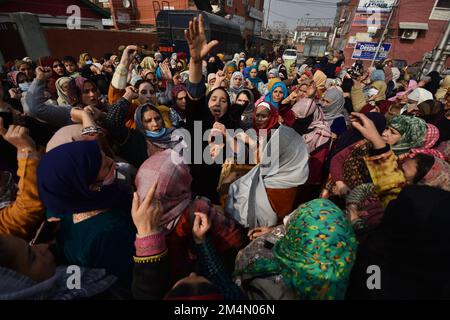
131, 181, 163, 236
160, 60, 173, 80
350, 112, 385, 149
184, 14, 219, 64
192, 212, 211, 244
35, 66, 53, 81
123, 85, 139, 102
0, 119, 36, 152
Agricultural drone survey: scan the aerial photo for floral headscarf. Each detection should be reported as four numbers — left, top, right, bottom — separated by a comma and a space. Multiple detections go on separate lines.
388, 115, 427, 155
237, 199, 357, 300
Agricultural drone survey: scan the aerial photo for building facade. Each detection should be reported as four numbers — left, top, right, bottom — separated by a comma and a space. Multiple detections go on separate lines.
333, 0, 450, 67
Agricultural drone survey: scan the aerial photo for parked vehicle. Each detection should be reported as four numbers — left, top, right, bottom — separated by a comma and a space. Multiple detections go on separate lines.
282, 49, 297, 62
156, 10, 243, 59
303, 36, 328, 58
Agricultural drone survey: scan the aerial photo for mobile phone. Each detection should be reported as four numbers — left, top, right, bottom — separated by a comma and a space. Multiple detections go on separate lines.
0, 112, 13, 129
29, 220, 58, 245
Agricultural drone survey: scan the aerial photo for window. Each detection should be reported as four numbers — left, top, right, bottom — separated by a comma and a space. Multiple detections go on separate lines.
243, 0, 248, 5
436, 0, 450, 8
227, 0, 233, 7
430, 0, 450, 20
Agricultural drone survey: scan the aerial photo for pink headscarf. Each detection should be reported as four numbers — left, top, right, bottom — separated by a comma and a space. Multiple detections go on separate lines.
290, 98, 332, 152
135, 149, 192, 231
410, 123, 445, 159
388, 80, 418, 102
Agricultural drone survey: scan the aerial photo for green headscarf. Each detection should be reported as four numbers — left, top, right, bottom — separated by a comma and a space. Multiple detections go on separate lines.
387, 115, 427, 155
238, 199, 357, 300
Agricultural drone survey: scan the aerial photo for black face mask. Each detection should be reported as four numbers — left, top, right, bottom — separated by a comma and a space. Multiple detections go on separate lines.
292, 113, 314, 135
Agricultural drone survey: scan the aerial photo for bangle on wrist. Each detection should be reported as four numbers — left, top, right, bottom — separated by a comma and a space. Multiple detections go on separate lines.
81, 125, 103, 136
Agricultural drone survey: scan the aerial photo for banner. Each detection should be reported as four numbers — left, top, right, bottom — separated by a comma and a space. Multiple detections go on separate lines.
351, 41, 391, 61
357, 0, 395, 13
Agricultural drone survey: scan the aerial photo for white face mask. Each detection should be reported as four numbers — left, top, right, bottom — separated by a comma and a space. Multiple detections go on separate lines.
18, 82, 31, 92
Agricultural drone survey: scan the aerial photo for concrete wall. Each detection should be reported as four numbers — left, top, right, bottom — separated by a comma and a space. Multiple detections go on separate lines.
43, 28, 158, 59
10, 12, 51, 61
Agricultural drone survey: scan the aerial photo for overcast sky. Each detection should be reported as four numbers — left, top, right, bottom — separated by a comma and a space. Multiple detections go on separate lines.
263, 0, 340, 29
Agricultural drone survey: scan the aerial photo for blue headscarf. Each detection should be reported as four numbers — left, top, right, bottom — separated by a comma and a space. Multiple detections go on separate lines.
264, 81, 288, 109
37, 141, 131, 216
134, 103, 182, 150
371, 69, 385, 82
246, 66, 263, 87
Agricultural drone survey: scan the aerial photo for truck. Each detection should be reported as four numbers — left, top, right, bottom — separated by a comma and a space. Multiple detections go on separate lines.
156, 10, 244, 59
303, 36, 328, 58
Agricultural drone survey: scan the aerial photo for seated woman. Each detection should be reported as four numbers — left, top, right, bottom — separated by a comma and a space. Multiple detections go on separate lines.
234, 198, 357, 300
346, 185, 450, 299
135, 149, 243, 284
225, 125, 310, 228
36, 141, 136, 288
384, 115, 428, 161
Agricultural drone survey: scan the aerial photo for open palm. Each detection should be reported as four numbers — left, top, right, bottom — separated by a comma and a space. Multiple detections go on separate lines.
184, 14, 218, 63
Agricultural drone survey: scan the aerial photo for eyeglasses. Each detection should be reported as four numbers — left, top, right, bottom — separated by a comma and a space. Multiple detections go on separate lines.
53, 64, 63, 68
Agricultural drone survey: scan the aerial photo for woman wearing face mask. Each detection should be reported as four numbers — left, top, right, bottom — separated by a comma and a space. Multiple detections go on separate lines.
7, 71, 30, 103
104, 84, 183, 168
78, 53, 93, 69
36, 141, 135, 288
236, 89, 256, 130
320, 87, 348, 136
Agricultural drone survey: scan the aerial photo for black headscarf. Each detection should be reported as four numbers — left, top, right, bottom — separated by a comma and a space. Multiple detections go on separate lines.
424, 71, 442, 96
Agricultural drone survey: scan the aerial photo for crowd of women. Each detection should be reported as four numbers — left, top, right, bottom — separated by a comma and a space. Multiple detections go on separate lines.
1, 14, 449, 300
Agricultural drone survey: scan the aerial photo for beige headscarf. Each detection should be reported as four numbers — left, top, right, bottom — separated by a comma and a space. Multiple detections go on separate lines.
371, 80, 387, 102
55, 77, 72, 106
140, 57, 156, 72
435, 75, 450, 101
313, 70, 327, 90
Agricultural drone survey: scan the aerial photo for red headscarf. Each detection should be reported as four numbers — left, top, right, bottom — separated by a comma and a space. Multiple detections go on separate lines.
253, 101, 279, 136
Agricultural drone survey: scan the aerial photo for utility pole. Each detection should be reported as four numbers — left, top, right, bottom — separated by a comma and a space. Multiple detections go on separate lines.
265, 0, 272, 30
370, 0, 398, 68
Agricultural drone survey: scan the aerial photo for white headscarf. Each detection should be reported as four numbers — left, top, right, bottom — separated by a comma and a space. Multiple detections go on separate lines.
408, 88, 434, 105
225, 125, 309, 228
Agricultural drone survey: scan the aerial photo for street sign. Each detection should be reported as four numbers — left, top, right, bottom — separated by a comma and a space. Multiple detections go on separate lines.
351, 41, 391, 61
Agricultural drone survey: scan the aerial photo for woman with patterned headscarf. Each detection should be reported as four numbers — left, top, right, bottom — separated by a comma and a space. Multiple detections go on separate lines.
234, 198, 357, 300
383, 115, 427, 157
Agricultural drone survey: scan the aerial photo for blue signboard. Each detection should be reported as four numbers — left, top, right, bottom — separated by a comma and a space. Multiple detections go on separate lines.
351, 41, 392, 61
